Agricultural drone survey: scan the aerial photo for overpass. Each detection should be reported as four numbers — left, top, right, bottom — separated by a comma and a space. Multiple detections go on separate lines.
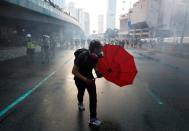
0, 0, 84, 47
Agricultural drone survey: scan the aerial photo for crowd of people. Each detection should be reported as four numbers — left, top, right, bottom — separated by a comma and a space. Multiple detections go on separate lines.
101, 38, 158, 49
25, 33, 91, 64
25, 34, 58, 64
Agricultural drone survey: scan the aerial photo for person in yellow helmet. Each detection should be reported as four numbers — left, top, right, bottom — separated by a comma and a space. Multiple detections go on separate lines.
26, 34, 35, 63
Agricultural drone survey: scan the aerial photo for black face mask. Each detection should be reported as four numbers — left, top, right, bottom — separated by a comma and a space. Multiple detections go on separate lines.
90, 51, 104, 60
96, 51, 104, 58
93, 47, 104, 58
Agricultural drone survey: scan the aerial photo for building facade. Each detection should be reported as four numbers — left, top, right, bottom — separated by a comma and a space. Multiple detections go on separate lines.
129, 0, 160, 38
119, 14, 129, 39
67, 2, 90, 37
106, 0, 117, 30
119, 0, 189, 39
98, 14, 104, 34
83, 12, 90, 36
68, 2, 76, 18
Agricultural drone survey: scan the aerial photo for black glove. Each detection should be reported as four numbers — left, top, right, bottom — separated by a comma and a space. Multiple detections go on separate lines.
84, 78, 95, 86
96, 71, 103, 78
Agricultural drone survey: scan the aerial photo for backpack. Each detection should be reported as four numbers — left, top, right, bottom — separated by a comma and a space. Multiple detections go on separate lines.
74, 48, 88, 62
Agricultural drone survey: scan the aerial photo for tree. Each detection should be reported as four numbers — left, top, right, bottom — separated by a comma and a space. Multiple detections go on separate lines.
104, 28, 119, 40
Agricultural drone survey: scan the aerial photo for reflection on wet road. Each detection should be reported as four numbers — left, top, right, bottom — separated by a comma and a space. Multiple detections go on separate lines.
0, 48, 189, 131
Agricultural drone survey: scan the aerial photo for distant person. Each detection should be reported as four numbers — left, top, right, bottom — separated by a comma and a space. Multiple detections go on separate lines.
26, 34, 35, 64
119, 40, 125, 48
126, 39, 129, 48
138, 40, 143, 48
87, 39, 91, 46
72, 40, 104, 127
41, 35, 50, 64
50, 37, 56, 57
81, 39, 86, 48
131, 39, 134, 48
134, 38, 138, 48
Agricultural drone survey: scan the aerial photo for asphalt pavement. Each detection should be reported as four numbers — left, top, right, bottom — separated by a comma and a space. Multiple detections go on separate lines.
0, 47, 189, 131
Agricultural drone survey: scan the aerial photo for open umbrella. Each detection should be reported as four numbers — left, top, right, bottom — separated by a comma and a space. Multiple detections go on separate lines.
97, 44, 137, 87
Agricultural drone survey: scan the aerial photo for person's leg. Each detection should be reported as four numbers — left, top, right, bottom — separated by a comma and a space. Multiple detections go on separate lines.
86, 83, 97, 119
27, 49, 32, 64
41, 49, 44, 64
45, 50, 49, 64
87, 84, 102, 126
47, 49, 49, 63
26, 50, 30, 64
31, 49, 35, 63
75, 80, 85, 105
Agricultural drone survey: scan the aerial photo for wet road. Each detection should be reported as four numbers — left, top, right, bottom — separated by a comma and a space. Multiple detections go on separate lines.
0, 47, 189, 131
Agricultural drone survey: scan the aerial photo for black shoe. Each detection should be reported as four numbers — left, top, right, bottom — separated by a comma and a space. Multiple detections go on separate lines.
89, 118, 102, 126
78, 103, 85, 111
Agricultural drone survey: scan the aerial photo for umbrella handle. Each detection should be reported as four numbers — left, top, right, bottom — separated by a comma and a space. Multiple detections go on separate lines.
95, 68, 112, 79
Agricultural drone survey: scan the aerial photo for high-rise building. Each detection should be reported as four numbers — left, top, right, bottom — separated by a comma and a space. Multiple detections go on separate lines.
106, 0, 117, 30
119, 14, 129, 33
98, 15, 104, 34
67, 2, 90, 36
84, 12, 90, 36
158, 0, 189, 37
77, 9, 90, 35
119, 0, 160, 38
68, 2, 78, 19
78, 8, 84, 28
51, 0, 66, 8
119, 0, 189, 38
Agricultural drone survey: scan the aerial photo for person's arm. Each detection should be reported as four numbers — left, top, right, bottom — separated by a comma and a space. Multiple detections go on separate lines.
72, 64, 94, 84
94, 65, 103, 78
72, 64, 87, 81
73, 52, 95, 85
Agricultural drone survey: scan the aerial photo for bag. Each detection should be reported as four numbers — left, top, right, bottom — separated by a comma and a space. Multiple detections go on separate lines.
74, 48, 88, 61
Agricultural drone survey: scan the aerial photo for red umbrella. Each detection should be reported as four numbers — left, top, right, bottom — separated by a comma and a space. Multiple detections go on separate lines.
97, 44, 137, 87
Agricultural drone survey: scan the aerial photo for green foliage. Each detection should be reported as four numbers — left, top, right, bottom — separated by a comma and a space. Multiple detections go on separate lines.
104, 28, 119, 39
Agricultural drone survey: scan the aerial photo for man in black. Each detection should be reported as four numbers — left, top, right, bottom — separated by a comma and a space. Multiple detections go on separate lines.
72, 40, 103, 126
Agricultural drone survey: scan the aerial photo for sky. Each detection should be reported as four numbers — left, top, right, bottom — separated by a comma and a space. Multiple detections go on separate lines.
66, 0, 138, 34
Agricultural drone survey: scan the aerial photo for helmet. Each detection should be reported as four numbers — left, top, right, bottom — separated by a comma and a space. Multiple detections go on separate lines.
42, 35, 50, 38
26, 34, 31, 38
89, 40, 102, 52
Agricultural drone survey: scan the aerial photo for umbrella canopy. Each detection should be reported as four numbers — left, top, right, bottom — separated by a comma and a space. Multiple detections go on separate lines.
97, 44, 137, 87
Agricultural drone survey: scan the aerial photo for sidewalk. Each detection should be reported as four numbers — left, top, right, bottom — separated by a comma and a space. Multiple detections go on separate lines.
130, 44, 189, 72
0, 49, 68, 111
141, 43, 189, 59
0, 46, 42, 61
0, 47, 26, 61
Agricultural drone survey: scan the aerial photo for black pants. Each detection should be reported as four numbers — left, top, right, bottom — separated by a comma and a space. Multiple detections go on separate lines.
75, 79, 97, 119
26, 49, 35, 63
